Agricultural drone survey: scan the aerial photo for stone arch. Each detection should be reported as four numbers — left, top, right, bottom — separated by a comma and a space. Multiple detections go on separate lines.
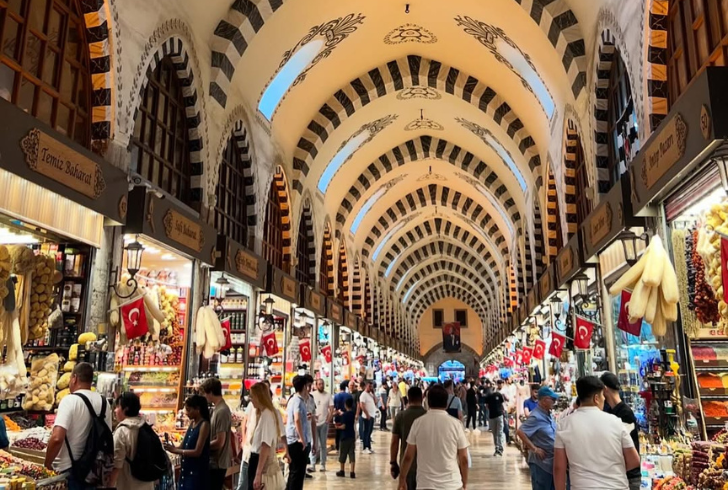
264, 167, 293, 270
424, 343, 482, 377
407, 278, 488, 318
319, 221, 334, 296
351, 258, 363, 316
412, 286, 487, 326
337, 239, 350, 307
544, 165, 563, 264
645, 1, 669, 132
295, 199, 316, 287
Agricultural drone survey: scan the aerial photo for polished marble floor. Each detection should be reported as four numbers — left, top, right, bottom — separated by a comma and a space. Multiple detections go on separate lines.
303, 423, 533, 489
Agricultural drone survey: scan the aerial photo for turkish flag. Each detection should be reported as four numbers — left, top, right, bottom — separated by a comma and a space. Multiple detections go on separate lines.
342, 350, 350, 365
120, 297, 148, 340
503, 357, 513, 367
522, 347, 533, 365
549, 331, 566, 358
618, 290, 642, 336
299, 339, 311, 362
721, 237, 728, 303
262, 331, 279, 356
321, 345, 332, 363
533, 339, 546, 360
515, 349, 523, 365
220, 318, 232, 351
574, 316, 595, 349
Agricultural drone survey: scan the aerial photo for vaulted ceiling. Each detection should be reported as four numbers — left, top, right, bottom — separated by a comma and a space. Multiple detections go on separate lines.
206, 0, 608, 346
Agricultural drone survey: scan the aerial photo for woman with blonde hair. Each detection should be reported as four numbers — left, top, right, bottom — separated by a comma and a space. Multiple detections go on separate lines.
247, 382, 286, 490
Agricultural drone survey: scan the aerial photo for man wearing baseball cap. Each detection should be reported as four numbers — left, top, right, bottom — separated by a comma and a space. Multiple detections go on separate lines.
601, 372, 641, 490
517, 386, 559, 490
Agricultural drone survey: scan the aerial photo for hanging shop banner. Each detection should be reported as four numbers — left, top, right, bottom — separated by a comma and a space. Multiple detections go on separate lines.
537, 265, 556, 303
327, 299, 344, 324
300, 285, 326, 317
266, 265, 299, 304
631, 67, 728, 215
581, 174, 644, 260
556, 234, 584, 288
215, 235, 266, 290
126, 186, 217, 263
0, 98, 128, 224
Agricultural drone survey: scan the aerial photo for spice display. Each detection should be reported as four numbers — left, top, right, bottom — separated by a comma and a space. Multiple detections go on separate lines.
673, 229, 699, 337
692, 229, 720, 325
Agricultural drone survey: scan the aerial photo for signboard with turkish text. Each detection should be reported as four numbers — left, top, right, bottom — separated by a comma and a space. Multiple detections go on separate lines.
538, 266, 555, 303
214, 235, 266, 289
327, 299, 344, 324
266, 265, 299, 303
300, 285, 326, 316
556, 234, 584, 287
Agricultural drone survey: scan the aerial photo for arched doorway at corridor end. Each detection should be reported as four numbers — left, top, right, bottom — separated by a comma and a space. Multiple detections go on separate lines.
438, 360, 466, 382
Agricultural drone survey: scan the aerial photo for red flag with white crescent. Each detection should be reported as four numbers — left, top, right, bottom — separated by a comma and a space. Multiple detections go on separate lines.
321, 345, 332, 363
574, 315, 595, 350
342, 350, 350, 365
220, 318, 232, 351
299, 339, 311, 362
522, 347, 533, 365
262, 331, 279, 356
120, 297, 148, 340
549, 331, 566, 358
515, 349, 523, 365
618, 290, 642, 336
532, 339, 546, 360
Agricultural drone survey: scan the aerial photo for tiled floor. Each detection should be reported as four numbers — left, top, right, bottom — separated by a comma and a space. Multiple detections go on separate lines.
304, 423, 533, 488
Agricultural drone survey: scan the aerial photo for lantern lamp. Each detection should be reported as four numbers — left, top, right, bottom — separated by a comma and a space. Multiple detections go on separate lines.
214, 274, 230, 301
617, 230, 648, 266
263, 295, 275, 316
572, 273, 589, 298
109, 237, 145, 299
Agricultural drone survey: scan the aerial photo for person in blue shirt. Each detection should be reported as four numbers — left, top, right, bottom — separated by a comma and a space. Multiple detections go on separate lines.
286, 375, 314, 490
335, 397, 357, 479
516, 386, 559, 490
333, 381, 353, 451
523, 383, 540, 417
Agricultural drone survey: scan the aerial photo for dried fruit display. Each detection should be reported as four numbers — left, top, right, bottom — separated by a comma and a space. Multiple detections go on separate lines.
693, 229, 720, 325
672, 229, 699, 337
11, 437, 46, 450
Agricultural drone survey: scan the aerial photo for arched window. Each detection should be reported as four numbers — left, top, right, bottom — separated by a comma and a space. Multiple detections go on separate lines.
319, 224, 332, 296
606, 50, 634, 188
295, 205, 314, 287
215, 135, 249, 246
130, 57, 191, 203
0, 0, 91, 147
263, 178, 286, 271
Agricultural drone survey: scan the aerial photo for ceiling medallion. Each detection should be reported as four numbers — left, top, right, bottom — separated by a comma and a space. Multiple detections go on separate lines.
384, 23, 437, 45
405, 118, 444, 131
396, 87, 441, 101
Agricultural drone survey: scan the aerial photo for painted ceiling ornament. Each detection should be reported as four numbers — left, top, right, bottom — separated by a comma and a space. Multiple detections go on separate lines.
336, 114, 399, 154
396, 86, 441, 101
384, 23, 437, 45
417, 166, 447, 182
280, 13, 366, 88
405, 118, 444, 131
454, 15, 554, 117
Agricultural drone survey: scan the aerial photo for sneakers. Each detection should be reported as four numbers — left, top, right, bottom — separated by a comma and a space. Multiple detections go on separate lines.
336, 471, 345, 478
320, 465, 326, 472
350, 472, 356, 479
365, 449, 374, 454
307, 467, 315, 473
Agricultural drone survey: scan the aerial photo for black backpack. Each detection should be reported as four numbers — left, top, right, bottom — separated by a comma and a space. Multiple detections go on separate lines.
65, 393, 114, 485
126, 422, 169, 482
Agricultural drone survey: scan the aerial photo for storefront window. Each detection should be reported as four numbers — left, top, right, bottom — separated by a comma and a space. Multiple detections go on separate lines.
295, 206, 314, 287
129, 57, 192, 203
0, 0, 91, 147
263, 176, 286, 272
668, 0, 728, 103
214, 135, 249, 247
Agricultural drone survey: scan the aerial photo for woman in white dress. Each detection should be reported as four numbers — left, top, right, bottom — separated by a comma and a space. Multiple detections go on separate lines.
247, 383, 286, 490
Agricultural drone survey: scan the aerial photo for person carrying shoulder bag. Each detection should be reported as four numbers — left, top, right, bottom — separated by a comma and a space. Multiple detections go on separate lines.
248, 383, 286, 490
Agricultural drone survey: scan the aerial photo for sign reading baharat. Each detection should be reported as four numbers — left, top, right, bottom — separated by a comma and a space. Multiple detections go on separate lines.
163, 209, 204, 252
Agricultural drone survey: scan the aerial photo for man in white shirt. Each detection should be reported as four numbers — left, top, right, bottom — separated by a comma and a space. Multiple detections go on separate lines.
399, 384, 469, 490
310, 379, 334, 471
359, 382, 378, 454
554, 376, 641, 490
44, 362, 112, 490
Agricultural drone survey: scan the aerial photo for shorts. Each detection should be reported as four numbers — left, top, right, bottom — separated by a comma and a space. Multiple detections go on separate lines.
338, 437, 356, 463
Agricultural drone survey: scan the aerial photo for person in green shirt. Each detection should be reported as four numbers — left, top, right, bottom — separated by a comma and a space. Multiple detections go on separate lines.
390, 386, 426, 490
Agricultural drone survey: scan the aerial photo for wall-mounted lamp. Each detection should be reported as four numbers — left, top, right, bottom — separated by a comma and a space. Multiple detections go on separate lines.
214, 274, 230, 301
109, 237, 145, 299
572, 273, 589, 298
263, 295, 275, 316
617, 230, 649, 266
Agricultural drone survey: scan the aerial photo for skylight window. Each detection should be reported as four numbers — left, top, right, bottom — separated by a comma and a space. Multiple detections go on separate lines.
385, 256, 400, 278
318, 132, 369, 193
259, 40, 325, 121
498, 39, 554, 119
351, 187, 387, 234
483, 131, 527, 192
372, 218, 412, 261
404, 279, 424, 304
471, 180, 515, 236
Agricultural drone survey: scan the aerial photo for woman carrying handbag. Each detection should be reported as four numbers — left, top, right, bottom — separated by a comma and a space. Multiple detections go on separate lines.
248, 383, 285, 490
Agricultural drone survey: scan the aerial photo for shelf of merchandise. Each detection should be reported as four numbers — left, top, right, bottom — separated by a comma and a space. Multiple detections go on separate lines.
688, 338, 728, 439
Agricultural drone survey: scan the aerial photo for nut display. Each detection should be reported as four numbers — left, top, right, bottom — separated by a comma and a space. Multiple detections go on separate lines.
28, 255, 57, 341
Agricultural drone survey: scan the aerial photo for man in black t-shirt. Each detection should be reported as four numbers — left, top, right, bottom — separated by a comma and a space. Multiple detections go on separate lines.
601, 372, 641, 490
484, 380, 508, 456
477, 379, 491, 427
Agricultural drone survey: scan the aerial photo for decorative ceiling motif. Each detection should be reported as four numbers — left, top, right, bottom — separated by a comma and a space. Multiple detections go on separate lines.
416, 166, 447, 182
282, 13, 366, 87
405, 118, 444, 131
396, 87, 441, 100
384, 23, 437, 45
336, 114, 398, 153
454, 15, 555, 118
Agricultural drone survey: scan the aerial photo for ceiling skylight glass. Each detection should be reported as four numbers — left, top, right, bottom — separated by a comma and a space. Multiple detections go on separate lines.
372, 218, 412, 261
385, 255, 400, 278
259, 40, 325, 121
498, 40, 554, 119
484, 131, 527, 192
351, 187, 387, 234
404, 279, 423, 303
470, 180, 515, 236
318, 132, 369, 193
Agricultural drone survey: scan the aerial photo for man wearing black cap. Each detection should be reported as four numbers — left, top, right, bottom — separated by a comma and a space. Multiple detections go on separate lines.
601, 372, 641, 490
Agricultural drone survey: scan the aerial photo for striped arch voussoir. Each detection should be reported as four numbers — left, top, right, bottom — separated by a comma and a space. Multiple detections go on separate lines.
273, 171, 292, 267
297, 203, 315, 280
646, 1, 668, 131
291, 55, 541, 193
232, 121, 257, 227
563, 120, 578, 239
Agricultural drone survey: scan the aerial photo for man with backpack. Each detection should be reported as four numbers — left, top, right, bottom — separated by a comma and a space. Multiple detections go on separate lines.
45, 362, 114, 490
201, 378, 232, 490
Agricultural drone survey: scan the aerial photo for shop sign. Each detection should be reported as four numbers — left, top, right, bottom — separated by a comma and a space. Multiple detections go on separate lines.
527, 289, 536, 315
300, 286, 326, 317
518, 305, 526, 324
266, 265, 299, 303
640, 114, 688, 190
214, 236, 266, 289
163, 209, 204, 252
328, 300, 344, 324
0, 98, 128, 224
556, 234, 583, 287
538, 267, 553, 301
557, 248, 574, 281
588, 202, 613, 247
235, 250, 259, 279
126, 187, 217, 263
21, 129, 105, 200
281, 276, 296, 299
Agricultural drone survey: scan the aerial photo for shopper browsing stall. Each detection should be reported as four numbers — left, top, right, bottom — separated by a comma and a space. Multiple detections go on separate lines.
164, 395, 210, 490
247, 383, 286, 490
484, 380, 507, 456
201, 378, 233, 490
600, 372, 641, 490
